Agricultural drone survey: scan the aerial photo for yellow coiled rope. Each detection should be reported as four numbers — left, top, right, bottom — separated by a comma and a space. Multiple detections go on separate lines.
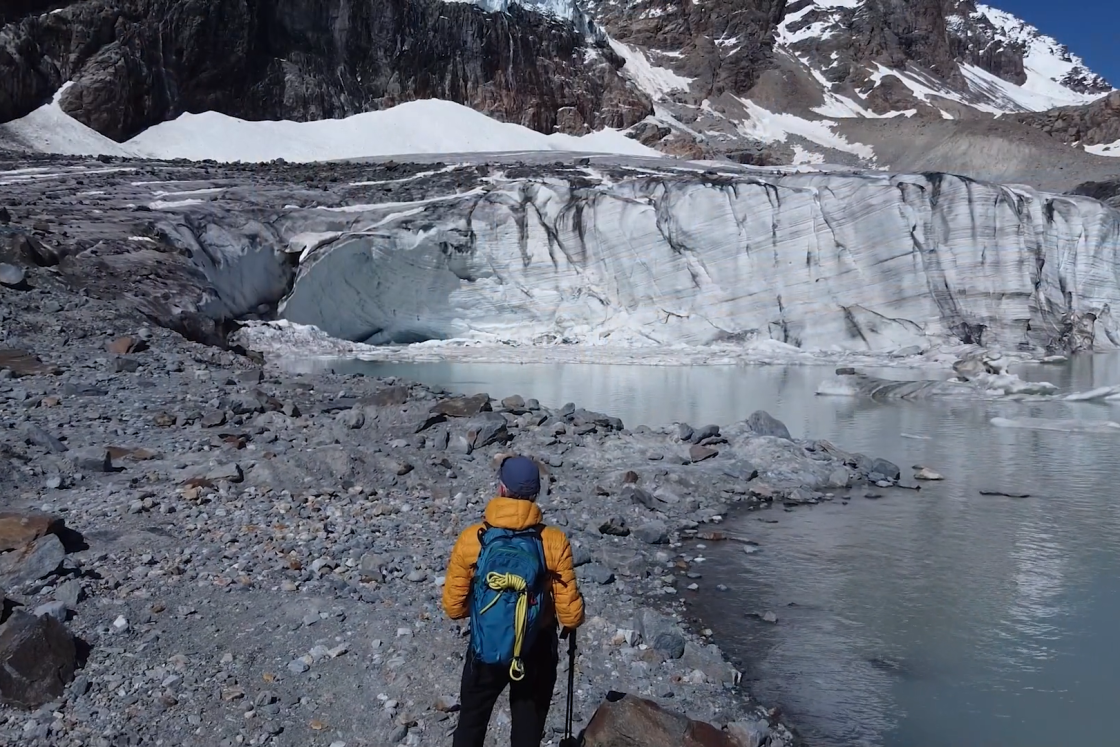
478, 572, 530, 680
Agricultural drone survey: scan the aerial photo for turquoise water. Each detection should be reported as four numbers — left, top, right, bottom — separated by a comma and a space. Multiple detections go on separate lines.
304, 354, 1120, 746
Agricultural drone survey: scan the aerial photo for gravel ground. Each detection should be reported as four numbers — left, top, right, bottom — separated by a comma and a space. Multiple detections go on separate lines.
2, 156, 911, 747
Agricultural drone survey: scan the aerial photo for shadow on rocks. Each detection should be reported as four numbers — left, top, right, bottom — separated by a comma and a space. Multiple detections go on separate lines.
55, 526, 88, 554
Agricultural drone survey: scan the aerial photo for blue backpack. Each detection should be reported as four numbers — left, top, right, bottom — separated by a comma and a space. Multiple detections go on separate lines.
469, 523, 550, 680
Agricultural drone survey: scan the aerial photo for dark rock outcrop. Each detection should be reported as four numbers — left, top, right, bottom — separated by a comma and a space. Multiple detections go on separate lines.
1016, 91, 1120, 148
587, 0, 786, 100
1069, 178, 1120, 208
0, 610, 77, 709
0, 0, 651, 141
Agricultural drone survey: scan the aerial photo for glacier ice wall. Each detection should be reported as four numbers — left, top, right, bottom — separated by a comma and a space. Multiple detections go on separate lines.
280, 171, 1120, 353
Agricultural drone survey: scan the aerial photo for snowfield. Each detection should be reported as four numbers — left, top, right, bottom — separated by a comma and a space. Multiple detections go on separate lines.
0, 88, 659, 162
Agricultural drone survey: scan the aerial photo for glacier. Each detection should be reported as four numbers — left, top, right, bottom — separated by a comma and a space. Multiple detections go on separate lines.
274, 169, 1120, 355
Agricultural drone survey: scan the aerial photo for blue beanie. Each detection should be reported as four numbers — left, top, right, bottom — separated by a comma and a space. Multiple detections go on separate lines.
500, 456, 541, 498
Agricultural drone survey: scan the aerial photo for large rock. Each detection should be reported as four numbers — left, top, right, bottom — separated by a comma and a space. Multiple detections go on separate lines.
869, 458, 901, 482
0, 262, 25, 287
432, 393, 492, 418
1, 0, 651, 140
0, 611, 77, 709
582, 692, 739, 747
745, 411, 791, 440
0, 534, 65, 588
0, 512, 63, 553
0, 349, 61, 377
467, 412, 510, 448
635, 609, 685, 660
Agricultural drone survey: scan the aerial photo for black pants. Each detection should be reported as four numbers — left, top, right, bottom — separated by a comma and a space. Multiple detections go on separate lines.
452, 629, 559, 747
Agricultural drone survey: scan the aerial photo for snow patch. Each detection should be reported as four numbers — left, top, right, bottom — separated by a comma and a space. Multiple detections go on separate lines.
1086, 139, 1120, 157
128, 101, 660, 162
1, 91, 660, 162
609, 39, 693, 101
961, 63, 1100, 113
733, 97, 874, 159
0, 83, 135, 158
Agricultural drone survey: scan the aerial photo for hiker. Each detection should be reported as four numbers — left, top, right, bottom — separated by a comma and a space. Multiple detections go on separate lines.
442, 454, 585, 747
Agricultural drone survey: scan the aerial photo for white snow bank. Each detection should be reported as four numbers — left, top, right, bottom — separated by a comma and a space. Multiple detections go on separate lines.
0, 83, 135, 157
0, 91, 660, 162
126, 100, 660, 162
609, 39, 693, 101
732, 97, 874, 159
1086, 139, 1120, 157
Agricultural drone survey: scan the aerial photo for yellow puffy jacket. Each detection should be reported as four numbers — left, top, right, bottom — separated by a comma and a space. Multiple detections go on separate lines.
442, 496, 585, 630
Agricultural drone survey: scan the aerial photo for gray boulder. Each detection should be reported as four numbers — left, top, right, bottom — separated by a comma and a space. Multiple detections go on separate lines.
0, 534, 65, 588
870, 458, 901, 482
0, 262, 25, 287
0, 611, 77, 709
745, 410, 792, 440
467, 412, 509, 448
635, 609, 685, 660
634, 520, 669, 545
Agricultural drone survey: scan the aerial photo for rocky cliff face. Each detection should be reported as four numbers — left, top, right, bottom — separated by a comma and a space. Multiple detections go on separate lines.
586, 0, 787, 99
0, 0, 652, 141
1016, 91, 1120, 148
770, 0, 1110, 113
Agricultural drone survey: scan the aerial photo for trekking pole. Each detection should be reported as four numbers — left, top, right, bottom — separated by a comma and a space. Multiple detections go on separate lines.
559, 628, 578, 747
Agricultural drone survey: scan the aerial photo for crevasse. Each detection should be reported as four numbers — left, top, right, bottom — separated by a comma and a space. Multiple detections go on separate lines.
278, 171, 1120, 353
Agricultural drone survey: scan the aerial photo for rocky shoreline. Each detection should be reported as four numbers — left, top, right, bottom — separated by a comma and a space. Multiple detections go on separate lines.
0, 254, 921, 746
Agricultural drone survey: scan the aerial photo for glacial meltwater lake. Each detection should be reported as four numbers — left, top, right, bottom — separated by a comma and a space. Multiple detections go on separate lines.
300, 354, 1120, 747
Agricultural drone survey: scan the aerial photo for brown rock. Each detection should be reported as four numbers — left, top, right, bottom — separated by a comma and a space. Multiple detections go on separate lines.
0, 349, 61, 377
152, 412, 176, 427
583, 693, 738, 747
500, 394, 527, 411
622, 470, 640, 484
106, 446, 161, 461
431, 393, 491, 418
368, 385, 410, 407
0, 512, 63, 552
0, 611, 77, 709
106, 336, 146, 355
689, 444, 719, 463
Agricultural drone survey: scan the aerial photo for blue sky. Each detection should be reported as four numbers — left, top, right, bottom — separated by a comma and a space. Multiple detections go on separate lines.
994, 0, 1120, 87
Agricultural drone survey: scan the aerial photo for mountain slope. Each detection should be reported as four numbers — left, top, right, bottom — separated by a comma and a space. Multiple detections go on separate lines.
582, 0, 1119, 176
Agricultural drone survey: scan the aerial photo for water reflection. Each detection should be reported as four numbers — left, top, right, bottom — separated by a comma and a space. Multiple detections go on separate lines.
297, 353, 1120, 746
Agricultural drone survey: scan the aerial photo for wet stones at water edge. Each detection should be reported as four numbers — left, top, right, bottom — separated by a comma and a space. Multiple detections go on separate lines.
745, 411, 792, 440
914, 466, 945, 481
869, 458, 902, 483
